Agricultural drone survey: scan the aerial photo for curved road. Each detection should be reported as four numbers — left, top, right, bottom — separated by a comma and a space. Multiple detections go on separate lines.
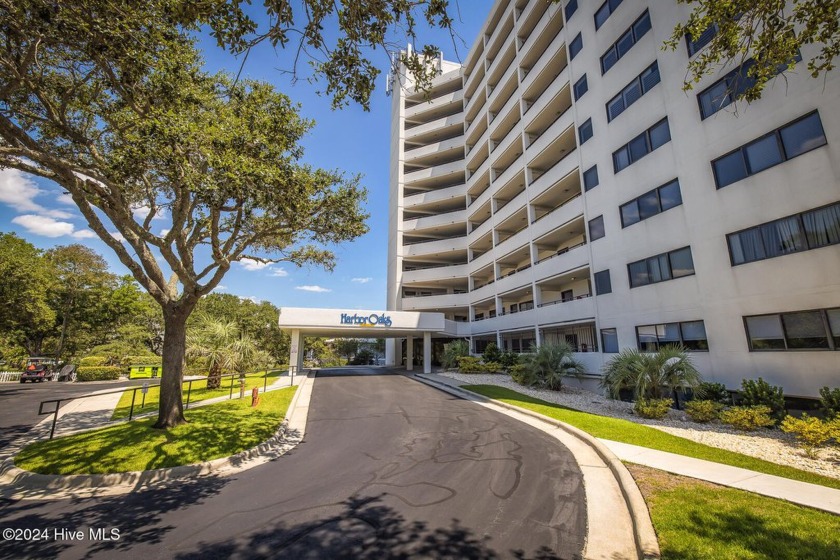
0, 368, 586, 559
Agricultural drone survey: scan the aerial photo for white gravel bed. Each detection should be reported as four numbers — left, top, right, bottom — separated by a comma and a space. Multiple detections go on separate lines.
439, 371, 840, 480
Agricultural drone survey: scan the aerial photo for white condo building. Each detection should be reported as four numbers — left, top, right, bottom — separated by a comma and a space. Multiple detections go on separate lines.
385, 0, 840, 397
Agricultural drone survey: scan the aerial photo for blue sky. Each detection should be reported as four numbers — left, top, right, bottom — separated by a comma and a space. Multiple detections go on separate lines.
0, 3, 490, 310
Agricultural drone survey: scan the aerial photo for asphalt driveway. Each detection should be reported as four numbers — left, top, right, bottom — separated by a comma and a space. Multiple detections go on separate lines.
0, 368, 586, 559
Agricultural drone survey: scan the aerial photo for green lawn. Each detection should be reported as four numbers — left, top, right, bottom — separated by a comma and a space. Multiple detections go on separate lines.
17, 386, 297, 474
627, 464, 840, 559
463, 384, 840, 490
111, 369, 286, 420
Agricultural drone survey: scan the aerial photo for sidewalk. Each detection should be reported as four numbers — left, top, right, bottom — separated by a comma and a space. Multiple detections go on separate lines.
418, 373, 840, 516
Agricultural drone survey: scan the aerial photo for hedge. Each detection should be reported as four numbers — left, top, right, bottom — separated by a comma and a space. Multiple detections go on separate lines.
122, 355, 162, 367
76, 366, 122, 382
79, 356, 109, 367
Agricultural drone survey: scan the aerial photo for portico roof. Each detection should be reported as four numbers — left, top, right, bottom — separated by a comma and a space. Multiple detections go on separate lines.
278, 307, 455, 338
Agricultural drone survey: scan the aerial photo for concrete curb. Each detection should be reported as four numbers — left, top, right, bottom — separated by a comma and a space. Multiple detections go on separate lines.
0, 375, 314, 501
414, 374, 660, 560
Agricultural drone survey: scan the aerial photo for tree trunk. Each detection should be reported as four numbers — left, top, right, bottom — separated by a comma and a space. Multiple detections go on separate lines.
207, 361, 222, 389
154, 306, 190, 429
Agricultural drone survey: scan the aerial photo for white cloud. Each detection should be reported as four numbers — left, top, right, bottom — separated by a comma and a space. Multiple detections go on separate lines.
295, 285, 331, 293
244, 296, 261, 303
351, 277, 372, 284
110, 231, 126, 242
11, 214, 99, 240
159, 228, 171, 237
270, 268, 289, 277
0, 169, 74, 219
131, 204, 166, 221
212, 285, 228, 292
55, 192, 77, 205
238, 258, 270, 271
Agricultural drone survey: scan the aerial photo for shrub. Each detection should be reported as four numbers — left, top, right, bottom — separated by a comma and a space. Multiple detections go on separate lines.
520, 342, 586, 391
819, 386, 840, 419
508, 364, 531, 385
740, 378, 785, 423
482, 342, 502, 364
601, 346, 701, 401
76, 366, 122, 382
79, 356, 109, 367
780, 414, 836, 458
123, 355, 161, 367
695, 381, 731, 405
634, 398, 674, 419
720, 405, 776, 431
684, 400, 724, 423
457, 356, 484, 374
499, 351, 520, 371
442, 340, 470, 369
481, 361, 502, 373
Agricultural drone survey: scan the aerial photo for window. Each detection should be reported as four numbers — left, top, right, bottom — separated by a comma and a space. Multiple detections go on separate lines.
727, 201, 839, 265
601, 328, 619, 353
620, 179, 682, 227
613, 118, 671, 173
589, 215, 605, 241
607, 61, 660, 122
636, 321, 709, 352
579, 118, 593, 144
583, 165, 599, 191
574, 75, 588, 101
594, 0, 623, 30
594, 270, 612, 295
686, 23, 718, 56
564, 0, 578, 21
713, 111, 827, 188
628, 246, 694, 288
569, 33, 583, 60
600, 10, 651, 74
697, 55, 801, 119
745, 308, 840, 351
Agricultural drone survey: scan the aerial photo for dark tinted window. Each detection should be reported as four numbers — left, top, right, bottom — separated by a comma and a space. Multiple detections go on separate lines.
628, 260, 649, 288
713, 111, 827, 189
574, 75, 588, 100
668, 247, 695, 278
569, 33, 584, 60
607, 62, 660, 122
780, 112, 827, 158
620, 200, 640, 227
564, 0, 578, 20
637, 190, 659, 219
746, 308, 840, 351
579, 118, 593, 144
600, 10, 650, 74
595, 0, 623, 30
686, 23, 718, 56
583, 165, 599, 191
637, 321, 709, 352
658, 180, 682, 210
783, 311, 829, 349
594, 270, 612, 295
614, 118, 670, 173
802, 203, 840, 248
601, 329, 619, 353
648, 119, 671, 150
629, 246, 694, 288
589, 215, 605, 240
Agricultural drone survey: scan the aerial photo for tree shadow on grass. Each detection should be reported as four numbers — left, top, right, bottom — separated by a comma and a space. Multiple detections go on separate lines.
175, 494, 564, 560
664, 506, 840, 560
0, 476, 229, 559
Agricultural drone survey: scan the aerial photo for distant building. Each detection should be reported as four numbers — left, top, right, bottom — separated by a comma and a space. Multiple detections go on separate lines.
386, 0, 840, 397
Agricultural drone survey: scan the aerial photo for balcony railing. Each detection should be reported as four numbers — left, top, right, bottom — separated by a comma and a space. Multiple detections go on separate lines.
534, 241, 586, 265
537, 293, 592, 308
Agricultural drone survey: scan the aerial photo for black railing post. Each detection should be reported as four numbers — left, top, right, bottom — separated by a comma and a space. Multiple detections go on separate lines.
49, 400, 60, 439
185, 380, 193, 409
128, 389, 137, 421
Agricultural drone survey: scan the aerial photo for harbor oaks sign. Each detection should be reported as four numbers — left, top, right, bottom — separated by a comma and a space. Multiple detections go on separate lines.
340, 313, 393, 327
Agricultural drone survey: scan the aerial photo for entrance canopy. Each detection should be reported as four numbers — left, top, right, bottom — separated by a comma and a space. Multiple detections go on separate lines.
278, 307, 455, 373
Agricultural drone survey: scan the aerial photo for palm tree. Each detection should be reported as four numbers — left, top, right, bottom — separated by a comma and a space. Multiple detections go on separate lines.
522, 342, 587, 391
601, 345, 702, 401
186, 316, 268, 389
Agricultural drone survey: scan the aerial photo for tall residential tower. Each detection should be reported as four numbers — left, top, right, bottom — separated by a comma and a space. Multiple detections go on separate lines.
386, 0, 840, 397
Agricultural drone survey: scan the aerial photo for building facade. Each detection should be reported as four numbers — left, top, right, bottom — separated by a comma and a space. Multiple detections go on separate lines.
386, 0, 840, 397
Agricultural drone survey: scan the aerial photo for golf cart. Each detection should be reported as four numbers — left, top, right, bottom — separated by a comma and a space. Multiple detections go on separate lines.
20, 357, 59, 383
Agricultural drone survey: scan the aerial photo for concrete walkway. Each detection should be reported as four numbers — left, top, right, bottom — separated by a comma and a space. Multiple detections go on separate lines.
419, 373, 840, 516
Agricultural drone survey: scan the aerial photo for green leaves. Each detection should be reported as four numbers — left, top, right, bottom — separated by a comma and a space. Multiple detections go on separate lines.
601, 346, 701, 401
667, 0, 840, 103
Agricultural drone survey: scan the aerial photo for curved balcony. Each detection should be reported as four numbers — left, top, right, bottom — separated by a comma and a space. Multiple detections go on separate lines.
401, 292, 467, 310
405, 113, 464, 142
403, 209, 467, 234
404, 159, 465, 188
404, 184, 466, 210
405, 90, 464, 121
535, 296, 595, 326
531, 197, 583, 239
405, 136, 465, 164
531, 243, 589, 284
403, 236, 468, 258
402, 263, 469, 284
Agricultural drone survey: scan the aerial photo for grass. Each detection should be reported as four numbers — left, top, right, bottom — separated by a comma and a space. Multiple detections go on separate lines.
463, 384, 840, 490
16, 386, 297, 474
627, 464, 840, 559
111, 369, 286, 420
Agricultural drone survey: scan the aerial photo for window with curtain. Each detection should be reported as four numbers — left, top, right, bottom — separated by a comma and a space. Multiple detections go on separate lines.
745, 308, 839, 351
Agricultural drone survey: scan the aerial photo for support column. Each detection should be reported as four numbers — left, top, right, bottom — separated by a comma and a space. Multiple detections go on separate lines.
423, 331, 432, 374
289, 329, 304, 380
385, 338, 396, 366
406, 336, 414, 371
